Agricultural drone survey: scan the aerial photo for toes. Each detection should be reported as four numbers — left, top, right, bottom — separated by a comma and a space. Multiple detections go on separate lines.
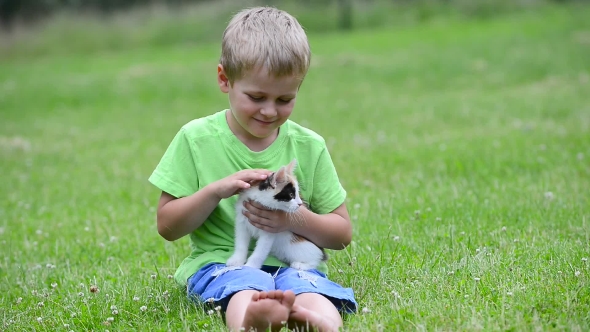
251, 292, 261, 301
282, 290, 296, 307
267, 290, 280, 300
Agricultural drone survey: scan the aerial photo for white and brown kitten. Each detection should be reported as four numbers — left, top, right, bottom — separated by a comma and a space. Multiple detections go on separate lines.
226, 159, 327, 270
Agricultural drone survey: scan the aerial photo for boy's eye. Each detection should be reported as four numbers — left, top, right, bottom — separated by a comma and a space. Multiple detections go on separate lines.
278, 99, 292, 104
247, 94, 264, 101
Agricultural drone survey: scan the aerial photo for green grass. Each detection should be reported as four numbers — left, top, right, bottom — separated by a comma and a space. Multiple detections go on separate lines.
1, 3, 590, 331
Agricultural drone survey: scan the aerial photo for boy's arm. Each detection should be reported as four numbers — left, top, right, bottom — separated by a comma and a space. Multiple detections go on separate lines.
294, 203, 352, 250
157, 170, 271, 241
156, 186, 221, 241
243, 201, 352, 250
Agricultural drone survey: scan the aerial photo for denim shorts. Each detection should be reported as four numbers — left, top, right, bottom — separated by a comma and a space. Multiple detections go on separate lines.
187, 263, 357, 313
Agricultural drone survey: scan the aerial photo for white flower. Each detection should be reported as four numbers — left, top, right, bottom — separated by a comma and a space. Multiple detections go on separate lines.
140, 305, 147, 312
37, 317, 42, 323
507, 292, 513, 296
393, 236, 400, 241
544, 191, 554, 200
112, 310, 119, 315
474, 277, 481, 281
110, 305, 117, 310
106, 317, 114, 322
582, 257, 588, 262
575, 271, 581, 277
51, 282, 58, 288
78, 292, 84, 297
361, 307, 371, 314
501, 226, 506, 232
64, 324, 70, 328
38, 301, 44, 307
167, 274, 173, 279
133, 296, 140, 301
16, 297, 23, 304
207, 310, 214, 315
151, 274, 157, 279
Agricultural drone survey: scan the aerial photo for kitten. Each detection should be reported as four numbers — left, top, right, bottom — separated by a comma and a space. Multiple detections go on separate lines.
226, 159, 327, 270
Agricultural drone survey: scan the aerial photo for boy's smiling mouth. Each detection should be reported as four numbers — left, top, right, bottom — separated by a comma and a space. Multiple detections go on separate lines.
254, 118, 276, 125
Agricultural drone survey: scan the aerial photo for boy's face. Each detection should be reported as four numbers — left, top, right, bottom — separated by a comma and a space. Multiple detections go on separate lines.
218, 65, 301, 142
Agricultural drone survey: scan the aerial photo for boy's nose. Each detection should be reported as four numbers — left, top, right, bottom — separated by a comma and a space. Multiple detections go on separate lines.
260, 106, 277, 117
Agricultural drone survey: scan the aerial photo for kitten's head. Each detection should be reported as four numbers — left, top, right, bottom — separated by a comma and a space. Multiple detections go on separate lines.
253, 159, 303, 212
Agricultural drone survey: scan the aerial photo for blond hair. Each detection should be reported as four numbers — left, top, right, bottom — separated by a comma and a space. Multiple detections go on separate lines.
220, 7, 311, 83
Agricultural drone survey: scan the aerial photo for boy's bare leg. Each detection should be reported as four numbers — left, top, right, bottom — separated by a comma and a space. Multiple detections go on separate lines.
226, 289, 295, 332
288, 293, 343, 332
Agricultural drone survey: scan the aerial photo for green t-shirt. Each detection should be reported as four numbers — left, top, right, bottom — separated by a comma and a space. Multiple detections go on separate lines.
149, 110, 346, 286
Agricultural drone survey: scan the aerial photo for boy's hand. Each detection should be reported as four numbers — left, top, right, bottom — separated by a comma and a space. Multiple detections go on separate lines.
243, 200, 299, 233
212, 170, 271, 200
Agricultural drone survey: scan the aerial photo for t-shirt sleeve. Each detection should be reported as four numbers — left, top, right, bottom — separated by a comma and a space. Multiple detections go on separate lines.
148, 128, 199, 198
309, 146, 347, 215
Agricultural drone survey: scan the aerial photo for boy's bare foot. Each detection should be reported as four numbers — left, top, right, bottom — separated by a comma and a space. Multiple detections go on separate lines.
242, 290, 295, 332
289, 304, 340, 332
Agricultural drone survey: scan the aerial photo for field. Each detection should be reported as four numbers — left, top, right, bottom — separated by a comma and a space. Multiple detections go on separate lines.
1, 3, 589, 331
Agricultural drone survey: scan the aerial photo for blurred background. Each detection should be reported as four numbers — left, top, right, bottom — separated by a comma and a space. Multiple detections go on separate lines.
0, 0, 585, 58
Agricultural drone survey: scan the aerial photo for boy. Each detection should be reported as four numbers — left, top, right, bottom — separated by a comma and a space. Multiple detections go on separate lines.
149, 6, 357, 332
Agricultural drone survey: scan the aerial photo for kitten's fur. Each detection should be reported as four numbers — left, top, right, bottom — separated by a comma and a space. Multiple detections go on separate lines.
226, 159, 327, 270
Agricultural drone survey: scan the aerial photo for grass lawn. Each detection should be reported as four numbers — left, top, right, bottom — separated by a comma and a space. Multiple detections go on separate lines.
1, 4, 589, 331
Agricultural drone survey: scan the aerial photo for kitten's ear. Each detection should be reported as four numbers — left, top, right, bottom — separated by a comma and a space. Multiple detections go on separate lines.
275, 166, 287, 184
286, 159, 297, 174
268, 173, 277, 189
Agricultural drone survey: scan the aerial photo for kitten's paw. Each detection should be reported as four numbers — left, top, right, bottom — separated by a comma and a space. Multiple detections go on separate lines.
290, 262, 315, 271
226, 255, 246, 267
244, 260, 263, 270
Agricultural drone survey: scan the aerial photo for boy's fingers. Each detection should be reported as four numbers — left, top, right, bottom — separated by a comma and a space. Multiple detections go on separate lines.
251, 169, 273, 176
241, 170, 270, 181
236, 180, 250, 189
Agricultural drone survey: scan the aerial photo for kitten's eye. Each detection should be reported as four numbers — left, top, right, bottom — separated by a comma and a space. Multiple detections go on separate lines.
290, 193, 295, 199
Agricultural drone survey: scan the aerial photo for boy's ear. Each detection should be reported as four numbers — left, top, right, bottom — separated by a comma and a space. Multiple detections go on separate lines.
218, 64, 230, 93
